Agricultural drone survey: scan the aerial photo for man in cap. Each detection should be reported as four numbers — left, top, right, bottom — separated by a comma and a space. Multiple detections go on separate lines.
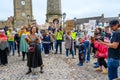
99, 20, 120, 80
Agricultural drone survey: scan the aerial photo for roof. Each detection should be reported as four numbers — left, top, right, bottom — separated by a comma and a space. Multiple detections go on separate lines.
99, 17, 118, 23
73, 16, 119, 25
75, 16, 103, 24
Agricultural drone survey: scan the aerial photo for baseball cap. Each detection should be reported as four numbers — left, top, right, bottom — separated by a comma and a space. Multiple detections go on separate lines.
109, 20, 119, 27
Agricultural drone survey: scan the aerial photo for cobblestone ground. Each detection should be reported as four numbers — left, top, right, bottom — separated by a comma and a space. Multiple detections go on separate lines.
0, 46, 120, 80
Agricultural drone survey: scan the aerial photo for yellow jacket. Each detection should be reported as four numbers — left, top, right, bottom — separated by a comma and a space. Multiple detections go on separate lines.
71, 31, 76, 40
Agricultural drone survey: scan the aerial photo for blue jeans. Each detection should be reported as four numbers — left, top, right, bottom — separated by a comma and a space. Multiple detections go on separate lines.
108, 58, 120, 80
84, 41, 90, 61
8, 41, 15, 55
56, 40, 62, 53
66, 48, 74, 57
43, 43, 50, 54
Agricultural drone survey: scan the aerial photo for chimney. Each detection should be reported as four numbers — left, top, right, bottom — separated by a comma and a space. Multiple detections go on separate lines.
118, 14, 120, 19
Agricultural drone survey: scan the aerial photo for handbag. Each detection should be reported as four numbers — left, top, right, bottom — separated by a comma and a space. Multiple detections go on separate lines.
28, 35, 36, 53
29, 46, 35, 53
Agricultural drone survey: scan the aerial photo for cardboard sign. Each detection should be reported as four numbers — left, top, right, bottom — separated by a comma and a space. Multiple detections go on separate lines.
89, 20, 96, 30
66, 20, 74, 31
86, 20, 96, 37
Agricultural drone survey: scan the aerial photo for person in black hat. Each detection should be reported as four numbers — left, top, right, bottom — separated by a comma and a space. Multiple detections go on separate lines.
99, 20, 120, 80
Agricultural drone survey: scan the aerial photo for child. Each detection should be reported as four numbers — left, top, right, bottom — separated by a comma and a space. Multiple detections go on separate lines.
77, 38, 85, 66
42, 31, 51, 56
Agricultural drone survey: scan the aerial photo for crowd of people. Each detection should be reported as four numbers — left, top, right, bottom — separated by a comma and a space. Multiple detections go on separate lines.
0, 19, 120, 80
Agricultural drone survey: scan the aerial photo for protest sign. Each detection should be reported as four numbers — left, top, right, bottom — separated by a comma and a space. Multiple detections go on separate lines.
66, 20, 74, 31
86, 20, 96, 37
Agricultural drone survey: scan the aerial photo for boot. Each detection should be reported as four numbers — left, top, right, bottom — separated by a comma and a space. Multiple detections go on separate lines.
40, 67, 44, 73
22, 55, 25, 61
22, 52, 26, 61
26, 68, 32, 75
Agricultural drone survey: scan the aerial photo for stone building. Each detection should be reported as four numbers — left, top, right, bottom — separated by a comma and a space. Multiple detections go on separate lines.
72, 14, 120, 30
0, 16, 14, 28
14, 0, 33, 28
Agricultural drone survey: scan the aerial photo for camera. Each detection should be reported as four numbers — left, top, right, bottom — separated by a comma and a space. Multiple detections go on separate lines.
95, 36, 104, 41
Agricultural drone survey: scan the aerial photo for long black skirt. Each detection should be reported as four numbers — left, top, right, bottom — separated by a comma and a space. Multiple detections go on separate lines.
27, 44, 43, 68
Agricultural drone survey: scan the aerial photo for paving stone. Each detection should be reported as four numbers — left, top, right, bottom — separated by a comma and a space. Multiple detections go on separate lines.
0, 43, 120, 80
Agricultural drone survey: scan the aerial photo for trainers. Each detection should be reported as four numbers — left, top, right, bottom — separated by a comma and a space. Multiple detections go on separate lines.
93, 64, 99, 68
94, 62, 98, 65
77, 63, 83, 66
95, 68, 102, 71
40, 69, 44, 73
102, 69, 108, 74
86, 61, 90, 63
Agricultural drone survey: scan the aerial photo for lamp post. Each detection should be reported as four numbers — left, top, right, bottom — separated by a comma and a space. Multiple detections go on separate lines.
62, 12, 66, 29
27, 15, 30, 27
74, 17, 77, 30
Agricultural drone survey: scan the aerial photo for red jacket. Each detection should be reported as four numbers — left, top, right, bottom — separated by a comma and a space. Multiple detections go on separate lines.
94, 39, 108, 58
0, 34, 7, 41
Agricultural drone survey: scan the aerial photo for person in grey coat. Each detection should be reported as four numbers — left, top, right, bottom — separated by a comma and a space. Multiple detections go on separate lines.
65, 31, 74, 59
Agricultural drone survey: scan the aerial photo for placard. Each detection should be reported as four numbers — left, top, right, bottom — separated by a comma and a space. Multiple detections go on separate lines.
66, 20, 74, 31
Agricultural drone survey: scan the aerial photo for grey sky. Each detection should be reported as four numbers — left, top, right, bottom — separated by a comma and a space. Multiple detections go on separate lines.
0, 0, 120, 24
